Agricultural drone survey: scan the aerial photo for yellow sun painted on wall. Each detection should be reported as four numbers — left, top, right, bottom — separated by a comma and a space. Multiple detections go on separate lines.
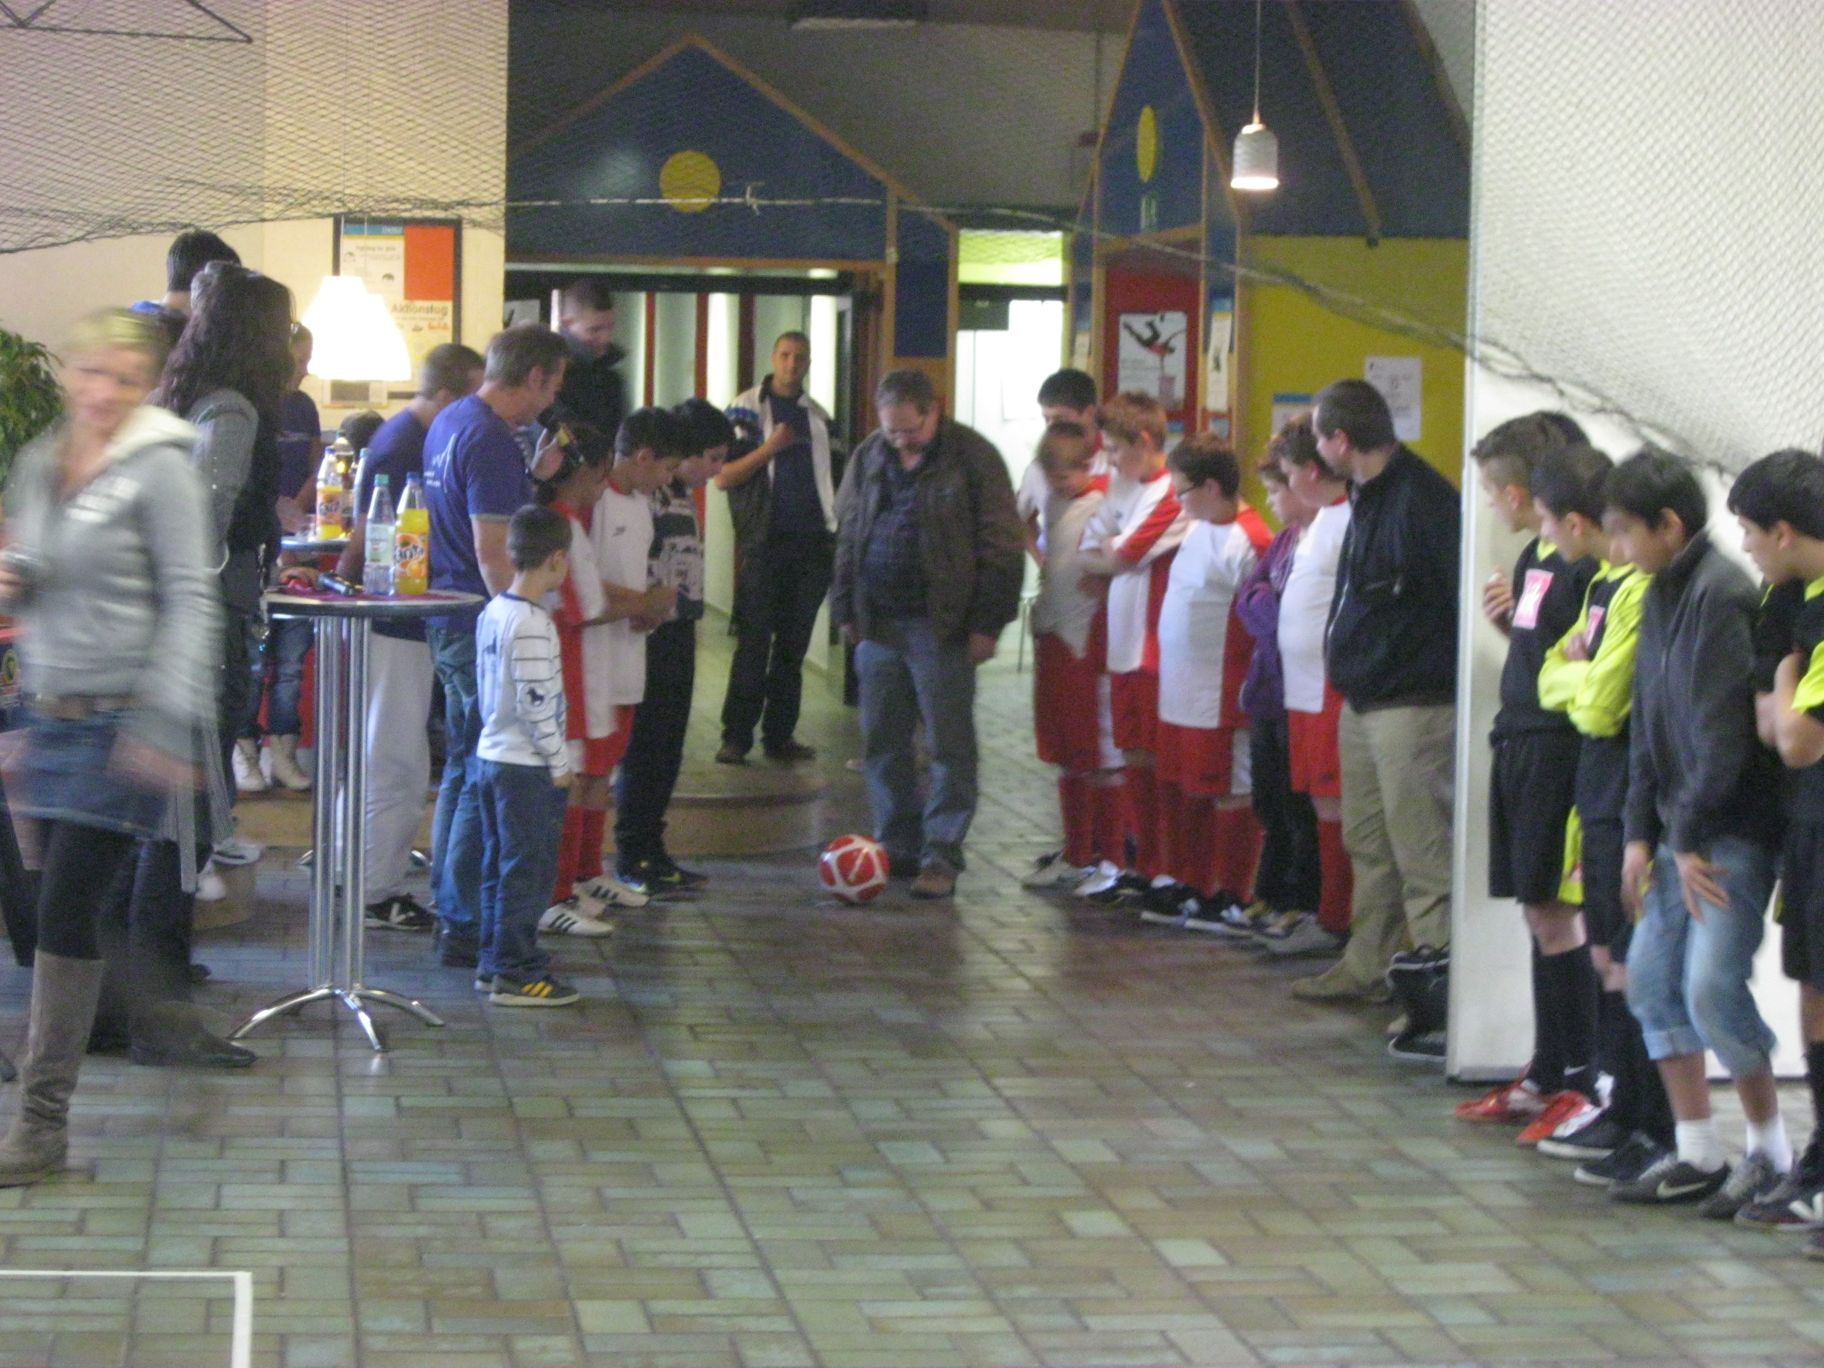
659, 150, 721, 213
1136, 105, 1159, 183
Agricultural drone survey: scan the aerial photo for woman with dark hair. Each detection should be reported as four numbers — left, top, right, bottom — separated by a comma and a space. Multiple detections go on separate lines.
89, 261, 295, 1069
0, 309, 220, 1183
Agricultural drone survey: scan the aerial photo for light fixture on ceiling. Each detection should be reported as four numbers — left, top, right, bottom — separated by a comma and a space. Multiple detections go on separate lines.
788, 0, 927, 30
301, 275, 412, 383
1231, 0, 1279, 193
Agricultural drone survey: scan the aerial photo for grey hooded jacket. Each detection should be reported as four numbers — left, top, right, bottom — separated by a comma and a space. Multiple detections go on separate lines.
4, 405, 222, 758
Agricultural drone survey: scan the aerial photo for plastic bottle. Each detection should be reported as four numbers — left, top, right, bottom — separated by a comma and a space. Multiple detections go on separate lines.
364, 475, 396, 595
315, 444, 347, 538
393, 474, 429, 596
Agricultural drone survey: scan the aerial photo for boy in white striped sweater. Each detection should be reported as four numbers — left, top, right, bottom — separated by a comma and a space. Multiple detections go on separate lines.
475, 505, 579, 1007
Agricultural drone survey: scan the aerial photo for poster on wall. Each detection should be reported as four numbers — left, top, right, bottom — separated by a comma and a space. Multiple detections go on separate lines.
1365, 355, 1423, 442
1271, 392, 1314, 435
1204, 305, 1232, 413
1117, 310, 1187, 406
333, 217, 461, 378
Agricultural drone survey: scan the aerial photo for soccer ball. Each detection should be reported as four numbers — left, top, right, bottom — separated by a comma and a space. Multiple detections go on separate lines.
818, 834, 889, 904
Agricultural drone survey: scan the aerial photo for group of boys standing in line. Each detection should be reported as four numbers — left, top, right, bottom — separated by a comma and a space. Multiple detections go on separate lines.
1016, 370, 1824, 1259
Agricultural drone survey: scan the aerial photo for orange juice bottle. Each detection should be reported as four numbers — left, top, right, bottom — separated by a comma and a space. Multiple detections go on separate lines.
393, 474, 429, 595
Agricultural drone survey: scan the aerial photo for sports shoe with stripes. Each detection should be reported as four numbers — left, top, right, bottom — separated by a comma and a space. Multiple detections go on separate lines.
538, 898, 614, 937
577, 873, 651, 909
489, 974, 580, 1007
1735, 1137, 1824, 1230
1536, 1108, 1628, 1161
1022, 850, 1091, 890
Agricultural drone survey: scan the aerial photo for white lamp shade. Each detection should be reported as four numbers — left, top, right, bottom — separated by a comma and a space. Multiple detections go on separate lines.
1231, 121, 1280, 193
301, 275, 413, 382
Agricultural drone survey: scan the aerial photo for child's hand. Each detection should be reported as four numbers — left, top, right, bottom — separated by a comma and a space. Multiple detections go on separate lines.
1481, 570, 1513, 627
552, 770, 574, 791
1562, 629, 1591, 662
646, 584, 679, 619
1621, 841, 1653, 920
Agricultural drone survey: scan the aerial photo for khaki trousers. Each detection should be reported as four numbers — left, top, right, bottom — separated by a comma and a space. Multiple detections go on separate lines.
1334, 700, 1456, 990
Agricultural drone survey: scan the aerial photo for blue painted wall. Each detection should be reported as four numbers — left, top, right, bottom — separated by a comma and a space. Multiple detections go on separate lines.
1097, 0, 1208, 239
894, 210, 951, 360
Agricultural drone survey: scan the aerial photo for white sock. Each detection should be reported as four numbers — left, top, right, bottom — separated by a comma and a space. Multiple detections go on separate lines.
1747, 1114, 1793, 1171
1674, 1118, 1726, 1171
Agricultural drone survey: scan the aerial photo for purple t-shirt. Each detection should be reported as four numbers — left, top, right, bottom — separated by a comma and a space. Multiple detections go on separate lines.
423, 394, 530, 629
356, 409, 429, 643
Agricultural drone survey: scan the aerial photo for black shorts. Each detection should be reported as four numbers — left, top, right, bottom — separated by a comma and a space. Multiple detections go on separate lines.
1781, 819, 1824, 991
1578, 814, 1631, 958
1489, 730, 1581, 905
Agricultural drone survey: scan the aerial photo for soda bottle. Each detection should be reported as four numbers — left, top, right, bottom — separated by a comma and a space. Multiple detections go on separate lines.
364, 475, 396, 595
314, 445, 346, 538
393, 474, 429, 595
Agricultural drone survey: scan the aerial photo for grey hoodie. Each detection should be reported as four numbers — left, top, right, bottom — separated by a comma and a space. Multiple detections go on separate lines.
4, 405, 222, 758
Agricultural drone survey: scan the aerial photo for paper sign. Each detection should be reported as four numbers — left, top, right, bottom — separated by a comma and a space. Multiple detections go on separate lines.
340, 226, 406, 303
1205, 307, 1232, 410
1117, 310, 1187, 407
389, 298, 453, 372
1365, 355, 1422, 442
1270, 393, 1313, 437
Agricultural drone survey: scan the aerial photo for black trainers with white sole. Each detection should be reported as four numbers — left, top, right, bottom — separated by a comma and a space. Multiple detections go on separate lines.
1536, 1111, 1630, 1162
1608, 1153, 1729, 1205
365, 894, 435, 932
1574, 1132, 1668, 1188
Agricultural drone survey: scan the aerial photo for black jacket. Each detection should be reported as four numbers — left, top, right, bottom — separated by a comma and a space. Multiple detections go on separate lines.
831, 417, 1024, 645
1324, 445, 1461, 707
1625, 532, 1784, 853
550, 337, 627, 439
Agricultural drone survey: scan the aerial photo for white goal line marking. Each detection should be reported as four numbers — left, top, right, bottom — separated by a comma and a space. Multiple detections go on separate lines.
0, 1268, 252, 1368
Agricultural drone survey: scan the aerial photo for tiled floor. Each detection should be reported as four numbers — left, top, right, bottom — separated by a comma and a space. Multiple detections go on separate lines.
0, 644, 1819, 1367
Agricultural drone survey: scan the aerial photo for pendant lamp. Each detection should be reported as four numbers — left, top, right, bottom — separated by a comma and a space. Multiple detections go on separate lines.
300, 274, 413, 382
1231, 0, 1280, 193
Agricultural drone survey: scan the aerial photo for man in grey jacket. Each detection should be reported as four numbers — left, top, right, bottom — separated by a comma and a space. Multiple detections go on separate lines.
832, 369, 1024, 900
1603, 449, 1791, 1213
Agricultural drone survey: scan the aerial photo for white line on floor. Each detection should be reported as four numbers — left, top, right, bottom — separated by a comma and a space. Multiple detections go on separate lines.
0, 1269, 252, 1368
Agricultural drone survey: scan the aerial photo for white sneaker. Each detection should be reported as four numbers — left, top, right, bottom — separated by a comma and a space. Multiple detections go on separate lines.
538, 897, 614, 937
1260, 913, 1347, 959
1021, 850, 1091, 890
195, 862, 228, 902
231, 738, 268, 794
212, 833, 264, 866
265, 734, 311, 791
577, 874, 651, 909
1073, 860, 1124, 898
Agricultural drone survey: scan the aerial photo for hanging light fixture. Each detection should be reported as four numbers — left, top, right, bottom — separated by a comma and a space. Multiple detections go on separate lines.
300, 274, 413, 383
1231, 0, 1280, 193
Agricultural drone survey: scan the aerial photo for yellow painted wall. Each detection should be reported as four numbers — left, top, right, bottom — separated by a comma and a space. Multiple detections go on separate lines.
1238, 236, 1469, 498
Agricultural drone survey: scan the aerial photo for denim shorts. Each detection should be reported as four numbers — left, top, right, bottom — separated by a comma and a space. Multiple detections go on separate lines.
11, 710, 170, 838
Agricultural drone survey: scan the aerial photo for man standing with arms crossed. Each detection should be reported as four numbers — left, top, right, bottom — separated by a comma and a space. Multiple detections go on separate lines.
717, 331, 838, 765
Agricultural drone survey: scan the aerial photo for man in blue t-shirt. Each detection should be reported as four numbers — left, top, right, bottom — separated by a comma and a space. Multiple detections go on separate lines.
715, 331, 839, 765
335, 344, 484, 935
421, 326, 570, 967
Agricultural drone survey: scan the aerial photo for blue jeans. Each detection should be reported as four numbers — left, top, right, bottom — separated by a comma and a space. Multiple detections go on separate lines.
429, 626, 481, 943
855, 617, 978, 871
1627, 837, 1779, 1077
247, 616, 313, 738
477, 760, 567, 983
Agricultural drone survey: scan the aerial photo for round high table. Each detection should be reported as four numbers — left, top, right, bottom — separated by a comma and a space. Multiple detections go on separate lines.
231, 587, 479, 1052
278, 533, 349, 558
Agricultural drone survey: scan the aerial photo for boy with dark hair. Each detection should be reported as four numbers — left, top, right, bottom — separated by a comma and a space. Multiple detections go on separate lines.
1455, 414, 1602, 1138
475, 505, 577, 1007
613, 399, 732, 893
131, 228, 241, 320
1077, 393, 1188, 901
1017, 369, 1106, 564
553, 277, 627, 437
1527, 444, 1675, 1181
1728, 449, 1824, 1245
1603, 449, 1790, 1214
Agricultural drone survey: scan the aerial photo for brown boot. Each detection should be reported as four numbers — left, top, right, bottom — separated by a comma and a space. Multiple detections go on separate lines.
0, 951, 106, 1187
910, 860, 958, 901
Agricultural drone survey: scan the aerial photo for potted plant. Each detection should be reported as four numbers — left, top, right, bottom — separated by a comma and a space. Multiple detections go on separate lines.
0, 328, 61, 492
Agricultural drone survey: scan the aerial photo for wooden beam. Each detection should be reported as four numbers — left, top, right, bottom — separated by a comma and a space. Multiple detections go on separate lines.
1399, 0, 1471, 157
1286, 0, 1384, 245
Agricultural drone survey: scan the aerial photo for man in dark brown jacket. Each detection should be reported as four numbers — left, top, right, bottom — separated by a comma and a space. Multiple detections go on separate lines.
832, 369, 1024, 899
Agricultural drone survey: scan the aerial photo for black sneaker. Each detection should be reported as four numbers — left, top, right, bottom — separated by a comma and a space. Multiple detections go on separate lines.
365, 893, 435, 932
1138, 882, 1191, 925
1389, 943, 1450, 974
1609, 1153, 1729, 1205
1735, 1136, 1824, 1230
1574, 1132, 1667, 1188
433, 923, 478, 970
1697, 1150, 1784, 1221
620, 856, 706, 894
1387, 1026, 1447, 1062
489, 974, 580, 1008
1536, 1110, 1630, 1161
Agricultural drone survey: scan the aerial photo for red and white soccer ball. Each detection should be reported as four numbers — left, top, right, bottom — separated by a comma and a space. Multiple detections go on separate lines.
819, 834, 889, 904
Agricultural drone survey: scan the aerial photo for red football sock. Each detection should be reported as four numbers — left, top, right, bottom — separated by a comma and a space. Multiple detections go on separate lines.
1059, 773, 1095, 868
1211, 804, 1262, 903
577, 808, 608, 882
551, 805, 583, 904
1317, 818, 1354, 933
1090, 778, 1124, 866
1124, 765, 1161, 879
1157, 781, 1187, 887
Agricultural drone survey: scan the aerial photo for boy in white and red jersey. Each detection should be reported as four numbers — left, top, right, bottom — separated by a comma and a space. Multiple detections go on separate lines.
1077, 392, 1188, 898
1015, 368, 1109, 565
1021, 420, 1119, 891
1266, 416, 1355, 949
1144, 435, 1271, 926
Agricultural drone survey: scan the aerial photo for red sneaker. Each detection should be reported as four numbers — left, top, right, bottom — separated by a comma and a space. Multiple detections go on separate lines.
1516, 1091, 1592, 1147
1454, 1075, 1546, 1124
